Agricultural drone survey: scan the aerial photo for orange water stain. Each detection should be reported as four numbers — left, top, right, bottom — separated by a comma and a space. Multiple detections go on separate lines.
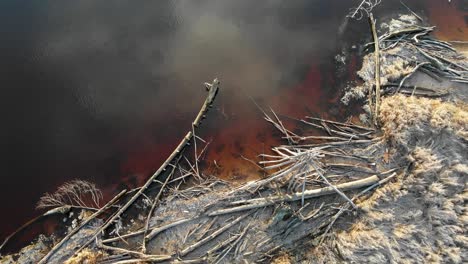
427, 0, 468, 41
199, 64, 326, 182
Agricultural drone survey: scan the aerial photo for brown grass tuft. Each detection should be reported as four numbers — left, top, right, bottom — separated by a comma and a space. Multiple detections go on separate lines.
379, 94, 468, 142
64, 249, 105, 264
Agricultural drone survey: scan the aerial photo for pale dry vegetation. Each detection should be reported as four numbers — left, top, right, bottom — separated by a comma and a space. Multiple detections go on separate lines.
307, 94, 468, 263
36, 180, 103, 210
311, 144, 467, 263
379, 94, 468, 143
63, 249, 105, 264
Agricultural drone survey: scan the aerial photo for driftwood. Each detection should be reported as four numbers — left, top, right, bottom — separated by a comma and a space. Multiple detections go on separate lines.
382, 83, 449, 98
146, 218, 193, 241
369, 13, 380, 126
208, 176, 378, 216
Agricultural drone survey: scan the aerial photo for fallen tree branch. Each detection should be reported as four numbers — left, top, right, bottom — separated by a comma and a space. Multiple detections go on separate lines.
209, 175, 378, 216
69, 78, 220, 258
180, 213, 251, 257
396, 62, 430, 93
305, 117, 374, 132
399, 1, 423, 21
99, 243, 171, 262
319, 172, 398, 244
146, 218, 193, 241
369, 13, 380, 126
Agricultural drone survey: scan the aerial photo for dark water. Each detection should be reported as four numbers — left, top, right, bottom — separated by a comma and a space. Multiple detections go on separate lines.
0, 0, 466, 250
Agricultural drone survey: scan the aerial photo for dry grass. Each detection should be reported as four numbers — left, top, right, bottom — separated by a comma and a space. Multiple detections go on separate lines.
307, 94, 468, 263
271, 253, 292, 264
379, 94, 468, 142
36, 180, 103, 210
310, 144, 467, 263
341, 48, 414, 106
63, 249, 105, 264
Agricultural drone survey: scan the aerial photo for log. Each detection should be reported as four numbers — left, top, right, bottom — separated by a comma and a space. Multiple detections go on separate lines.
209, 175, 379, 216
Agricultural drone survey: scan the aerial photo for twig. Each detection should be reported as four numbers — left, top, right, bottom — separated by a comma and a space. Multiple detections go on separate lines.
399, 1, 423, 21
206, 232, 241, 256
291, 135, 347, 142
180, 213, 251, 256
263, 109, 297, 144
348, 0, 382, 20
146, 218, 193, 241
284, 137, 381, 148
369, 13, 380, 126
306, 117, 374, 132
102, 229, 145, 244
300, 119, 363, 139
88, 132, 192, 245
213, 224, 249, 264
396, 62, 430, 93
99, 243, 171, 262
326, 163, 377, 174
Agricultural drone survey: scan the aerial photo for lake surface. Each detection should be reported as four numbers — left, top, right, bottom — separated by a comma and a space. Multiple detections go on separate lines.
0, 0, 466, 249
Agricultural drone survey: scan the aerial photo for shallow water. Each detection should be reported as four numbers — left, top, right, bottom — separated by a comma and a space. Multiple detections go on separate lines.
0, 0, 466, 250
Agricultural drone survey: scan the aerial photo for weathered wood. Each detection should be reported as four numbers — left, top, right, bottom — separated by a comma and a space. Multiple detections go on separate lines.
209, 175, 379, 216
180, 213, 250, 257
146, 218, 193, 241
99, 243, 171, 262
369, 13, 380, 126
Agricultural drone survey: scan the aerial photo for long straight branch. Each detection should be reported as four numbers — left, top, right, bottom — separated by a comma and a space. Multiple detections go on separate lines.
70, 78, 220, 258
369, 13, 380, 126
209, 175, 378, 216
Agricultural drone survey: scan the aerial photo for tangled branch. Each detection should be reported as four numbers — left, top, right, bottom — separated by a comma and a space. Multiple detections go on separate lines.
36, 180, 103, 210
348, 0, 382, 20
260, 146, 357, 208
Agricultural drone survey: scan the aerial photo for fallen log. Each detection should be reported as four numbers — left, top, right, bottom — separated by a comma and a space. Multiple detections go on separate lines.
209, 175, 379, 216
